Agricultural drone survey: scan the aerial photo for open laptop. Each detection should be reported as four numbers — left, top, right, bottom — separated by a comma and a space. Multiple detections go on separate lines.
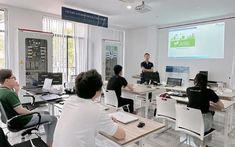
25, 78, 53, 95
165, 77, 182, 87
109, 111, 138, 124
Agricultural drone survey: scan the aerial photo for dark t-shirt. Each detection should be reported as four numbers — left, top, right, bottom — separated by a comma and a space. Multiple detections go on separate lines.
107, 76, 128, 98
0, 87, 32, 127
186, 86, 219, 113
141, 61, 154, 71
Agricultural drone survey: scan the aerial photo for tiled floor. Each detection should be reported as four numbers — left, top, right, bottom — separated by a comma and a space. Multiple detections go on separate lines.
2, 103, 235, 147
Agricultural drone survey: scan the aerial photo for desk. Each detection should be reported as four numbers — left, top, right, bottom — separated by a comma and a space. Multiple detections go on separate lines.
132, 74, 141, 79
123, 84, 158, 118
54, 102, 165, 147
159, 86, 235, 100
102, 109, 165, 146
19, 89, 64, 115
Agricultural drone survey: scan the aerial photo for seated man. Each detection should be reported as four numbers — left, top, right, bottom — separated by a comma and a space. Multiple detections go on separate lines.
53, 70, 125, 147
187, 73, 224, 133
107, 65, 134, 113
0, 69, 57, 147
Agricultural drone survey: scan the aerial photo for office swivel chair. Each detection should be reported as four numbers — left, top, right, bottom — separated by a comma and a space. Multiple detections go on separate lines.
0, 127, 48, 147
0, 102, 49, 143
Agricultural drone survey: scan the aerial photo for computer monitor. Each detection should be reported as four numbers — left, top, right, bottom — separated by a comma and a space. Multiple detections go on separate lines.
38, 72, 50, 86
199, 71, 208, 81
166, 77, 182, 86
51, 73, 63, 85
141, 72, 160, 85
38, 72, 63, 86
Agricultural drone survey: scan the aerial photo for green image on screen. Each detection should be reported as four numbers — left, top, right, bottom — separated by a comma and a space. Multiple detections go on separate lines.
170, 34, 195, 48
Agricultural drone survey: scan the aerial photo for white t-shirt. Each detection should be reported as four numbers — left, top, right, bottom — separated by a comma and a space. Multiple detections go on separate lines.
52, 95, 118, 147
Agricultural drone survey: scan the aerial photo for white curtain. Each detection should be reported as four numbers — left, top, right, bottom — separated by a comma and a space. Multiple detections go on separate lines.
74, 23, 88, 74
43, 17, 88, 81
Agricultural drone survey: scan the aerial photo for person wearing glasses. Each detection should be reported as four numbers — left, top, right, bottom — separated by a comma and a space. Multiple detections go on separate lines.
0, 69, 57, 147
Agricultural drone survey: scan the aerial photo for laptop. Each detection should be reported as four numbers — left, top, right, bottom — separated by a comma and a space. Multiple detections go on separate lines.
166, 77, 182, 87
109, 111, 139, 124
25, 78, 53, 94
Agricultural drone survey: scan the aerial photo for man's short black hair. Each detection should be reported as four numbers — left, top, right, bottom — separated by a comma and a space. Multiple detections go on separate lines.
144, 53, 150, 56
194, 73, 208, 89
0, 69, 12, 84
75, 69, 103, 99
114, 65, 122, 75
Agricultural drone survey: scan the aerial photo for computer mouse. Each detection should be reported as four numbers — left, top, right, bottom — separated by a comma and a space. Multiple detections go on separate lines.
137, 122, 145, 128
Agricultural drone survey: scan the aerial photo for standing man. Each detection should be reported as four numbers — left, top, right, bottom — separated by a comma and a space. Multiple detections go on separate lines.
140, 53, 154, 84
107, 65, 134, 113
141, 52, 154, 73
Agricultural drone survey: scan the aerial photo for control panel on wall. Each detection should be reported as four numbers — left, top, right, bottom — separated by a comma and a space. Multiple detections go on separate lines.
25, 38, 48, 86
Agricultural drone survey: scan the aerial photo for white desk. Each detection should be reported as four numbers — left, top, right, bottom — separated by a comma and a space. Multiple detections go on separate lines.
123, 84, 158, 118
159, 86, 235, 100
102, 108, 165, 146
53, 102, 165, 147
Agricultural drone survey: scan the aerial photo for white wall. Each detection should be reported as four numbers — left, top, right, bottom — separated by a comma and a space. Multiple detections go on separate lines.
158, 19, 235, 86
125, 26, 158, 83
1, 4, 123, 82
1, 4, 57, 80
88, 25, 124, 77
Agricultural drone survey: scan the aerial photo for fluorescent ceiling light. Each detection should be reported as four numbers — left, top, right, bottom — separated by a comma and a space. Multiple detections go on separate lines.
127, 5, 132, 9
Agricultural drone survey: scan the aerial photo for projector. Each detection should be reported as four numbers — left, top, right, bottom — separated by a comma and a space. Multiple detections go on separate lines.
135, 1, 151, 13
119, 0, 138, 3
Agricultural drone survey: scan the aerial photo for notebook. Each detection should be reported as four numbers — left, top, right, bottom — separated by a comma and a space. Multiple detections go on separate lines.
40, 93, 61, 101
109, 112, 138, 124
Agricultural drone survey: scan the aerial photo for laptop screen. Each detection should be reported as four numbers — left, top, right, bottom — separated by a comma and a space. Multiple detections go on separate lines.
167, 77, 182, 86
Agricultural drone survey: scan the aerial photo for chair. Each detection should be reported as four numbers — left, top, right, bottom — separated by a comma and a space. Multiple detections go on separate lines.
0, 102, 48, 140
175, 105, 215, 146
0, 127, 48, 147
104, 90, 130, 112
156, 96, 176, 123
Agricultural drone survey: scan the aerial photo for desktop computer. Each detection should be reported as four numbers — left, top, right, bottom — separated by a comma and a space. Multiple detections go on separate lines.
141, 72, 160, 85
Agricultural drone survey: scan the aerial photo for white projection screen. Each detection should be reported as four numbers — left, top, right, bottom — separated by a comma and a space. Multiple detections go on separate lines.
168, 22, 225, 59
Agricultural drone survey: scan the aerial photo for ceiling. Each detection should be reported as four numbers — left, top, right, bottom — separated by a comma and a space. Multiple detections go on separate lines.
0, 0, 235, 29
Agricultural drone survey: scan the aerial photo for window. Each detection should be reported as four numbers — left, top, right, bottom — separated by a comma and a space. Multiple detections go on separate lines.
43, 17, 88, 82
0, 9, 6, 68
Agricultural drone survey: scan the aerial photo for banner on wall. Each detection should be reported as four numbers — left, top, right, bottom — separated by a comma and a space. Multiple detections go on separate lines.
62, 7, 108, 28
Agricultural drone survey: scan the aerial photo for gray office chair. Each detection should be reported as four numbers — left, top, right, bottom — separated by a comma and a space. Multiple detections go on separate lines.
0, 101, 48, 140
0, 127, 48, 147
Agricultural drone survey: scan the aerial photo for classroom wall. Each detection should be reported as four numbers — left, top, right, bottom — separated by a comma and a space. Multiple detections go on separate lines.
87, 25, 124, 77
125, 18, 235, 87
125, 26, 158, 83
1, 4, 123, 82
1, 4, 58, 80
158, 18, 235, 86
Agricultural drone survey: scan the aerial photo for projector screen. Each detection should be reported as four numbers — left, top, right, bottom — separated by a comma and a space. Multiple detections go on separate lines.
168, 22, 225, 58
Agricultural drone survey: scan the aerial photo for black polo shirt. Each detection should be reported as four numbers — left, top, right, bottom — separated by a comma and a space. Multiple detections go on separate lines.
141, 61, 154, 71
186, 86, 219, 114
107, 75, 128, 98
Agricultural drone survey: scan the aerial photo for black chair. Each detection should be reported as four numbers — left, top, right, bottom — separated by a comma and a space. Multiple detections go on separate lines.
0, 102, 49, 140
0, 127, 48, 147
